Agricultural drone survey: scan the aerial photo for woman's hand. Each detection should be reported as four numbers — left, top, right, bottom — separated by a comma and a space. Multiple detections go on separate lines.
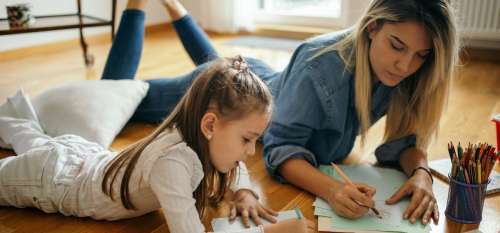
327, 182, 376, 219
230, 189, 278, 227
385, 170, 438, 225
263, 219, 315, 233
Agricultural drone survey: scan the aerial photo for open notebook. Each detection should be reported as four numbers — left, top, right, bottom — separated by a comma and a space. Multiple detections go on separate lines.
429, 159, 499, 195
211, 210, 300, 231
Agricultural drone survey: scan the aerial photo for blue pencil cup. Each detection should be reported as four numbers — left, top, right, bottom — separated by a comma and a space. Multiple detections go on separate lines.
445, 175, 490, 224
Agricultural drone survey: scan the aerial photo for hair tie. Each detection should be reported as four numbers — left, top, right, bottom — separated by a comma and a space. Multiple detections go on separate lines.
233, 56, 249, 73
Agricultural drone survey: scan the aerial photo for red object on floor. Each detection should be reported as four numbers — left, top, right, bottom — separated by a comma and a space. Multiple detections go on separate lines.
493, 114, 500, 153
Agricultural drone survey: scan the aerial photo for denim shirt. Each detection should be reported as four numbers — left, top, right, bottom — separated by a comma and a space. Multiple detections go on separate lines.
259, 30, 416, 182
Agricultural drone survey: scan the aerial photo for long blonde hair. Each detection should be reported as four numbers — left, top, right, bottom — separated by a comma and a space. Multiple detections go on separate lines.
315, 0, 459, 149
101, 56, 272, 218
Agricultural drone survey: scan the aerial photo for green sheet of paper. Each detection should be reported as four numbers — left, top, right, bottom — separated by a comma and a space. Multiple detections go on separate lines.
314, 164, 431, 233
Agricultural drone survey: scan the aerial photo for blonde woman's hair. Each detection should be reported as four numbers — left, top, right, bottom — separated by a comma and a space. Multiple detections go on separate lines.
314, 0, 459, 149
101, 56, 273, 218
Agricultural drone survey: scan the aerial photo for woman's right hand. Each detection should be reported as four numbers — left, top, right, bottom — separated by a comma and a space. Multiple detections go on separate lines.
263, 218, 315, 233
327, 182, 376, 219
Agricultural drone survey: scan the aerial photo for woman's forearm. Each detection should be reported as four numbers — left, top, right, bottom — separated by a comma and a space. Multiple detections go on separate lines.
399, 147, 430, 178
278, 158, 341, 200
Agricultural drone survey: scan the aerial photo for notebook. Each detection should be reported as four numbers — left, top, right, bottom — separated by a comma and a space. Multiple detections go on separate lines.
429, 159, 499, 195
211, 210, 301, 231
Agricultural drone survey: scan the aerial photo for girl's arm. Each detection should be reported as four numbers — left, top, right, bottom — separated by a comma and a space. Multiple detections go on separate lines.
229, 162, 278, 226
150, 154, 267, 233
149, 155, 206, 233
231, 161, 254, 192
228, 161, 315, 233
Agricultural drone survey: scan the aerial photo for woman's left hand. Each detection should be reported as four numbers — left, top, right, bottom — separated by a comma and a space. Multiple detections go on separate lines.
385, 170, 439, 225
230, 189, 278, 227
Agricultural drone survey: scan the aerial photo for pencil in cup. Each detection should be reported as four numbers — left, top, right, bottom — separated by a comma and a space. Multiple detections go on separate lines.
448, 142, 498, 185
330, 163, 382, 219
445, 141, 497, 224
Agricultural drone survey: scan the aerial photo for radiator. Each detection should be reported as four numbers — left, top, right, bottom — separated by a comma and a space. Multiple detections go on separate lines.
453, 0, 500, 41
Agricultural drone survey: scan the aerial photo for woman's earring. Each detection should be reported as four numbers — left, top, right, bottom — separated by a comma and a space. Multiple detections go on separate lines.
207, 134, 212, 140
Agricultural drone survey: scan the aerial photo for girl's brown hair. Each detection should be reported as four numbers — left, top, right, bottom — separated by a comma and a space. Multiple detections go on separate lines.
101, 56, 273, 218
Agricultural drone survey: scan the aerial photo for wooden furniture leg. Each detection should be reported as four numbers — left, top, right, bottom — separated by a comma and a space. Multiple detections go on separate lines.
77, 0, 94, 67
111, 0, 117, 40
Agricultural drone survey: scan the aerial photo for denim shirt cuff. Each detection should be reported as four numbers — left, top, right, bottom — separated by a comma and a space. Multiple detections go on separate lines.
375, 134, 417, 167
265, 145, 318, 183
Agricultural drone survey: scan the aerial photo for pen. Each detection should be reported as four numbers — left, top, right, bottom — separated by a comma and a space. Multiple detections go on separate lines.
330, 163, 382, 219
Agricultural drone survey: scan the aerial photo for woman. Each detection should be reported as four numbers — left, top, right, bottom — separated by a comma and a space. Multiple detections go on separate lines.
263, 0, 459, 225
104, 0, 459, 226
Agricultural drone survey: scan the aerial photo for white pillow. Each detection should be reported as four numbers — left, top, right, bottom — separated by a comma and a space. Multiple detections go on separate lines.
0, 89, 39, 149
32, 80, 149, 148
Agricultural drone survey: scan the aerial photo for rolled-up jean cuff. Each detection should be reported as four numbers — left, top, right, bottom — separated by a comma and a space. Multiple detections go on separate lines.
265, 145, 318, 183
172, 14, 193, 27
122, 9, 145, 19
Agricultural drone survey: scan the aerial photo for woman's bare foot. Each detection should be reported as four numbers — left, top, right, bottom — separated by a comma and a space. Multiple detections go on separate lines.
127, 0, 148, 10
160, 0, 187, 21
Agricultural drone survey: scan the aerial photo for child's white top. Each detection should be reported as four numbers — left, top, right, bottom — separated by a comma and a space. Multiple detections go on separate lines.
85, 128, 262, 233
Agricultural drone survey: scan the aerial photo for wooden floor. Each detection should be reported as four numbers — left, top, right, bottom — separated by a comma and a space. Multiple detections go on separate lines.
0, 24, 499, 233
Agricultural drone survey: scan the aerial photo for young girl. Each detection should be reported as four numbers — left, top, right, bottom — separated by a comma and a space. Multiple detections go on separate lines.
0, 57, 314, 233
101, 0, 459, 226
0, 3, 315, 233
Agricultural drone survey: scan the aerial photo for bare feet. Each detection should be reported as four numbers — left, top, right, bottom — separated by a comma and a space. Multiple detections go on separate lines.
160, 0, 188, 21
126, 0, 148, 10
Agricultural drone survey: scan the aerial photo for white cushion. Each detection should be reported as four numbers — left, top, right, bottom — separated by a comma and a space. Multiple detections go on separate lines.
31, 80, 149, 148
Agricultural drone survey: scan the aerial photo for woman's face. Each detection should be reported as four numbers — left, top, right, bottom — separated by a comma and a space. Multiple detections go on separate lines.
206, 111, 270, 173
368, 20, 432, 86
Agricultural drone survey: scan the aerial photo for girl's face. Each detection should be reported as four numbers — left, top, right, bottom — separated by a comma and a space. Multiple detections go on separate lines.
368, 20, 432, 86
204, 111, 271, 173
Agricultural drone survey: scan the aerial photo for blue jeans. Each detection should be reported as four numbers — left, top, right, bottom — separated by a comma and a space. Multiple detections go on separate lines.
101, 9, 276, 123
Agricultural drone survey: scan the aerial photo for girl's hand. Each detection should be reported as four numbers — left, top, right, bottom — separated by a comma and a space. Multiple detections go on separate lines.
263, 219, 315, 233
327, 183, 376, 219
230, 189, 278, 227
385, 170, 438, 225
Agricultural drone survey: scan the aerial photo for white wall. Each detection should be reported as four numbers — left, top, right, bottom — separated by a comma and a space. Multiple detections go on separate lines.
0, 0, 370, 52
0, 0, 171, 52
344, 0, 371, 27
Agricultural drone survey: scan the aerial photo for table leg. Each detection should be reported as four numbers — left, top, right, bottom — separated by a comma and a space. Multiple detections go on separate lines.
77, 0, 94, 67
